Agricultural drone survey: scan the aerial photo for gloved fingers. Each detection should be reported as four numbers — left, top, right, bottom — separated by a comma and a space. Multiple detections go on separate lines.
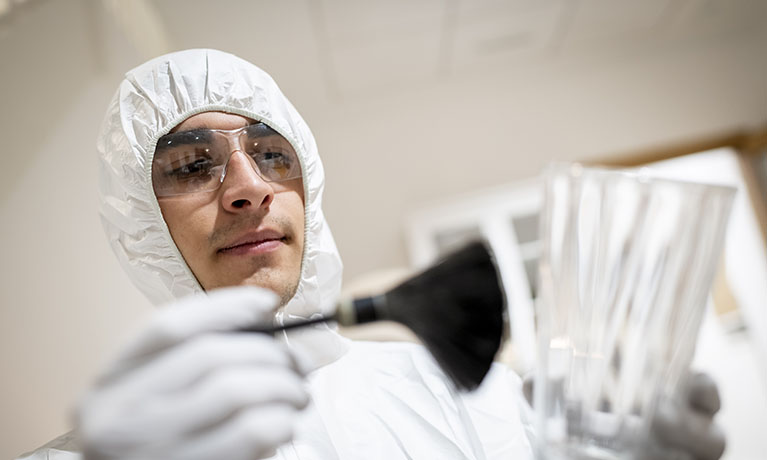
166, 404, 301, 460
651, 398, 726, 460
126, 287, 280, 357
83, 403, 300, 460
78, 363, 308, 457
101, 287, 280, 381
107, 333, 305, 395
685, 372, 721, 416
159, 366, 309, 436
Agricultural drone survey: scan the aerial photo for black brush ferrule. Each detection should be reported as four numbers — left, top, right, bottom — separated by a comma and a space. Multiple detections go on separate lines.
352, 295, 383, 324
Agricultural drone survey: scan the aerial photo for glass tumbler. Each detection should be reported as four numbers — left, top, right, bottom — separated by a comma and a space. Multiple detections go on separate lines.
534, 163, 736, 460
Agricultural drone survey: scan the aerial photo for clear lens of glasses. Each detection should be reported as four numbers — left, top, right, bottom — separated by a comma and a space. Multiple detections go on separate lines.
534, 163, 735, 460
152, 123, 301, 197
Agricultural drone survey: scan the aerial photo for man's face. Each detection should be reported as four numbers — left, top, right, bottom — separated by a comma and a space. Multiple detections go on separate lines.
154, 112, 305, 305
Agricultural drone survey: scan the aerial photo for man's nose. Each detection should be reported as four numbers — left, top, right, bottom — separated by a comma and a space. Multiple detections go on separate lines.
219, 150, 274, 212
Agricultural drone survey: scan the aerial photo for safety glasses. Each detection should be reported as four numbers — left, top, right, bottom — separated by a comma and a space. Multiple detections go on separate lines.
152, 123, 301, 197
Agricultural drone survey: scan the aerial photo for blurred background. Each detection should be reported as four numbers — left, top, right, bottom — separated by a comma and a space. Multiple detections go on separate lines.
1, 0, 766, 458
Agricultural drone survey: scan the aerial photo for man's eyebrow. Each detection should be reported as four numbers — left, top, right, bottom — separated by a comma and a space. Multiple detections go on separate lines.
156, 128, 214, 151
244, 123, 280, 138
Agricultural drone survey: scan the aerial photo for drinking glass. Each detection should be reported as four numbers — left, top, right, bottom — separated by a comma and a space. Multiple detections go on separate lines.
534, 163, 736, 460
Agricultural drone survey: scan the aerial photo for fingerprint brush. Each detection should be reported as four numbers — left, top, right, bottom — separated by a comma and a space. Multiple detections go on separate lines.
243, 241, 506, 391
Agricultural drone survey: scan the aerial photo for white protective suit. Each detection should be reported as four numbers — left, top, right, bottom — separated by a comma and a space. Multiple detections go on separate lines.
18, 48, 535, 460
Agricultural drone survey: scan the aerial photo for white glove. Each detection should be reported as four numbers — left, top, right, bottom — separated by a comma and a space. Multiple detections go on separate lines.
648, 372, 726, 460
523, 371, 726, 460
76, 287, 310, 460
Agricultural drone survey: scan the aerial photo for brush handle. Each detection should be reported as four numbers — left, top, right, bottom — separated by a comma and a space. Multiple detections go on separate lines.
239, 295, 385, 334
240, 314, 336, 334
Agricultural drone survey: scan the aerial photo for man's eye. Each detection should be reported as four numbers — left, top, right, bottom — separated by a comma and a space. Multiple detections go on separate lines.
255, 151, 294, 176
261, 151, 288, 163
167, 158, 214, 179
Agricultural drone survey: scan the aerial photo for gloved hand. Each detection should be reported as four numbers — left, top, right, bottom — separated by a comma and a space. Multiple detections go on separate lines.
76, 287, 309, 460
647, 372, 726, 460
522, 371, 726, 460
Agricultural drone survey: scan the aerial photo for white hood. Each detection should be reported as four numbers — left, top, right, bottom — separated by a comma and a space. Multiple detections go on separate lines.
96, 48, 348, 366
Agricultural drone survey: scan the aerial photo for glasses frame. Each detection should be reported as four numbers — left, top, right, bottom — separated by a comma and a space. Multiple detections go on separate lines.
151, 122, 303, 198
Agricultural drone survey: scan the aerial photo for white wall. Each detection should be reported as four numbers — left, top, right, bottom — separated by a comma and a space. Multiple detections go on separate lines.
0, 79, 155, 457
1, 2, 766, 458
1, 3, 153, 456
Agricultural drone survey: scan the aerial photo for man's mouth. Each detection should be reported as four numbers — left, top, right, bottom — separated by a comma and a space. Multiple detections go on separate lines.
218, 230, 287, 255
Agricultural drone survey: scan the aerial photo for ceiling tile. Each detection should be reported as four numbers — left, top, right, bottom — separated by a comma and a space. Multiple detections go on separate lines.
317, 0, 446, 96
456, 0, 563, 20
319, 0, 446, 44
450, 1, 564, 72
671, 0, 767, 39
152, 0, 327, 104
329, 28, 443, 96
564, 0, 673, 42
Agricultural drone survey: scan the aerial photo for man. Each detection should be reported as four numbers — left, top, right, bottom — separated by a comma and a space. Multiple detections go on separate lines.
19, 49, 724, 460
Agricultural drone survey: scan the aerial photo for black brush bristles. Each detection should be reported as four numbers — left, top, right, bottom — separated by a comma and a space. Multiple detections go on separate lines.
370, 241, 505, 390
241, 241, 506, 391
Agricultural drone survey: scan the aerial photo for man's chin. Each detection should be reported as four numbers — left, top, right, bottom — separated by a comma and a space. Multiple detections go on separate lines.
236, 274, 299, 308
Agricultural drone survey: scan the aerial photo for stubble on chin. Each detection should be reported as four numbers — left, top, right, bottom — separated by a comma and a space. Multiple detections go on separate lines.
278, 276, 300, 307
240, 264, 301, 308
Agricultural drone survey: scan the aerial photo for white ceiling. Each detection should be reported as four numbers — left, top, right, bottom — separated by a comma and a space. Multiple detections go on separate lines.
1, 0, 765, 103
112, 0, 767, 103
